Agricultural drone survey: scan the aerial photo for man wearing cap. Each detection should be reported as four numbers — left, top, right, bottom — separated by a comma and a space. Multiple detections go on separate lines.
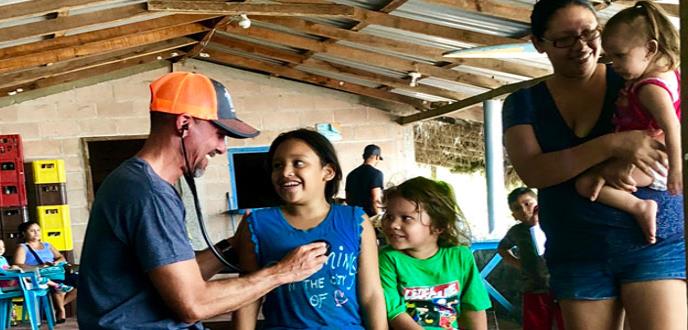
78, 72, 328, 329
345, 144, 385, 217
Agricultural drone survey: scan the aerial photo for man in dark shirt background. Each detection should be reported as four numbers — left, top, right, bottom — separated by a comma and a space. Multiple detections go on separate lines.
345, 144, 384, 217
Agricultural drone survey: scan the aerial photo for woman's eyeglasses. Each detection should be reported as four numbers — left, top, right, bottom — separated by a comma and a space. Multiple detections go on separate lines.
541, 27, 601, 48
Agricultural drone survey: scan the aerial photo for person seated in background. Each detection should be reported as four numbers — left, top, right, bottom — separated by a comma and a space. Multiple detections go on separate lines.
13, 221, 77, 323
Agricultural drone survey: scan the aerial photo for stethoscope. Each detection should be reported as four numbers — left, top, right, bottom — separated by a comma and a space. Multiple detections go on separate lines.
180, 128, 242, 272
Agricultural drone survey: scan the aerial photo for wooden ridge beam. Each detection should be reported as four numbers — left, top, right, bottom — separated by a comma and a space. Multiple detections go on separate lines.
203, 49, 431, 110
210, 34, 467, 100
0, 50, 183, 97
0, 38, 196, 91
223, 25, 508, 89
255, 16, 550, 78
0, 23, 208, 74
397, 74, 552, 125
0, 14, 216, 59
0, 3, 150, 44
0, 0, 111, 24
148, 1, 354, 17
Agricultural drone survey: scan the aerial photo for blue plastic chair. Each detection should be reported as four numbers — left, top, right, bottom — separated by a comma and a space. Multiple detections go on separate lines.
0, 270, 54, 330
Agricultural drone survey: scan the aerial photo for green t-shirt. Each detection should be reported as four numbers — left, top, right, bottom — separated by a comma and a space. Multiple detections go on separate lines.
379, 245, 492, 330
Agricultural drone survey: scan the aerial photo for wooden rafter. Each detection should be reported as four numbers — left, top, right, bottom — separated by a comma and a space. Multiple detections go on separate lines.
0, 0, 111, 24
203, 49, 432, 110
179, 16, 233, 61
148, 1, 354, 17
0, 3, 150, 44
254, 16, 550, 78
397, 75, 552, 125
421, 0, 531, 23
0, 38, 197, 92
209, 34, 467, 100
0, 14, 216, 60
0, 23, 208, 74
275, 0, 521, 45
223, 25, 509, 89
1, 51, 184, 97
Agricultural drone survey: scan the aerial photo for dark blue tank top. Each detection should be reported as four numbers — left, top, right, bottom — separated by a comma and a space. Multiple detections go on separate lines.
247, 204, 366, 329
502, 66, 684, 263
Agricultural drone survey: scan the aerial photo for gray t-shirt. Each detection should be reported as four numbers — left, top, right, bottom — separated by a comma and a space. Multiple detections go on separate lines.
78, 157, 201, 330
498, 223, 550, 293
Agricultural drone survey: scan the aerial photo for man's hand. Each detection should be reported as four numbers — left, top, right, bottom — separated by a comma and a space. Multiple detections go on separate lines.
273, 242, 328, 284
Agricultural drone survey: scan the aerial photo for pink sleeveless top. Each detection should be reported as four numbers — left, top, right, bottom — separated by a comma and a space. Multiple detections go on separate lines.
613, 70, 681, 132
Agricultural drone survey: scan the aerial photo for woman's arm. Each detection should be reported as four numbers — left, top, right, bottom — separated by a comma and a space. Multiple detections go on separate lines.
458, 310, 487, 330
49, 244, 66, 264
638, 84, 682, 194
13, 245, 28, 269
231, 218, 262, 330
357, 217, 388, 330
505, 125, 667, 188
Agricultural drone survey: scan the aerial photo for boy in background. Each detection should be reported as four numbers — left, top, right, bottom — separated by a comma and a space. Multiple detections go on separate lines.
498, 187, 563, 330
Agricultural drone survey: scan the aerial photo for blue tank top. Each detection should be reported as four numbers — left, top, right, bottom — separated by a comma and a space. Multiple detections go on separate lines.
22, 242, 55, 266
247, 204, 365, 329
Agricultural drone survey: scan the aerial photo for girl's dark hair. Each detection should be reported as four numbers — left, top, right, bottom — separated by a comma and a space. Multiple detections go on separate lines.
531, 0, 597, 40
602, 1, 679, 70
267, 129, 343, 203
18, 221, 39, 236
383, 177, 471, 247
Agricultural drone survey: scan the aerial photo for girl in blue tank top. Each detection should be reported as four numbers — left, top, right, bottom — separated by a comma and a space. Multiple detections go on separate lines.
234, 129, 387, 329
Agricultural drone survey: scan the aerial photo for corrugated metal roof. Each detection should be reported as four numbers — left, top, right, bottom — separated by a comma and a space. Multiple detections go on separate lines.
393, 0, 530, 38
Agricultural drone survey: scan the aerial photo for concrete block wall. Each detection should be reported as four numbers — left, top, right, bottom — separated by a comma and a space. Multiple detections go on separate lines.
0, 60, 416, 261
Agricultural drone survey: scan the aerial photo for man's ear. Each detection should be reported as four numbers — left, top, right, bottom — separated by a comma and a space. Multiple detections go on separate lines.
531, 35, 546, 53
176, 114, 192, 138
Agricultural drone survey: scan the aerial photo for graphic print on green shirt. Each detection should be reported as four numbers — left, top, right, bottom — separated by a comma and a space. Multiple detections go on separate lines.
404, 281, 460, 328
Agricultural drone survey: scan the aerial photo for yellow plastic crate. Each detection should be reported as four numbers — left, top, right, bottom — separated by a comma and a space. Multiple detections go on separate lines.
36, 205, 71, 230
42, 227, 73, 251
31, 160, 66, 184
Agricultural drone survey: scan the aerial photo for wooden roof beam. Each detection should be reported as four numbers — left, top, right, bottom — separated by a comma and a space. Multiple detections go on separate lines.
209, 34, 468, 100
0, 23, 208, 74
0, 38, 197, 92
0, 51, 183, 97
203, 49, 432, 110
255, 16, 551, 78
421, 0, 532, 23
0, 3, 150, 44
223, 25, 509, 89
0, 0, 111, 24
397, 74, 552, 125
148, 1, 354, 17
0, 14, 216, 59
274, 0, 521, 45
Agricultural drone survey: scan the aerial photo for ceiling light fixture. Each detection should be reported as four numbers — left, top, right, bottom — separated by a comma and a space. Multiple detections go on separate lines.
408, 71, 422, 87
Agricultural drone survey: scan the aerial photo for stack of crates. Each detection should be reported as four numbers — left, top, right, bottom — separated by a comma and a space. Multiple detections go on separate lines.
26, 160, 72, 251
0, 135, 28, 257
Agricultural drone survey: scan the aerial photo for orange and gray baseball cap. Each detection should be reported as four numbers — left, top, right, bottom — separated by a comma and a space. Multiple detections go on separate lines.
149, 72, 259, 139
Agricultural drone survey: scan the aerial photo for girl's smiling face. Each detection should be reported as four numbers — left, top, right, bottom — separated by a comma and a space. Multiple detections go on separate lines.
271, 138, 335, 205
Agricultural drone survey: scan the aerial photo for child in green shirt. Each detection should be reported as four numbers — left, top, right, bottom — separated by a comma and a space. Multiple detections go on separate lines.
379, 177, 491, 330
